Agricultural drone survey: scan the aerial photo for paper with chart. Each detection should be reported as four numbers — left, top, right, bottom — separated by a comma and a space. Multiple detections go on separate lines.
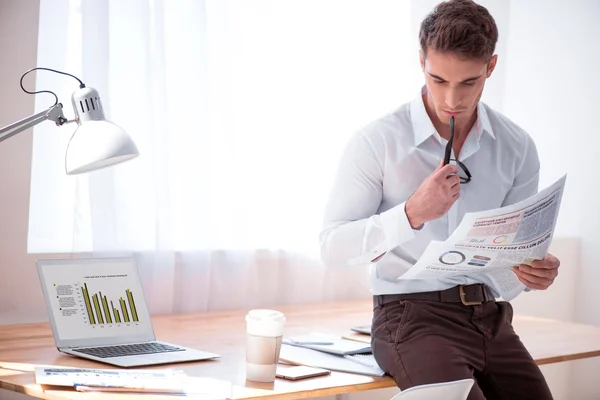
399, 175, 566, 300
35, 367, 187, 390
35, 367, 233, 396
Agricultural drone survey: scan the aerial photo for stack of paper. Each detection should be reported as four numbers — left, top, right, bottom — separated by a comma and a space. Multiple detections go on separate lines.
279, 344, 384, 377
35, 366, 232, 398
284, 333, 371, 355
280, 333, 384, 377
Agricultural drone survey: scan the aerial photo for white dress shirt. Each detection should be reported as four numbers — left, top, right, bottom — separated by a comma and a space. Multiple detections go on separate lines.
320, 87, 540, 296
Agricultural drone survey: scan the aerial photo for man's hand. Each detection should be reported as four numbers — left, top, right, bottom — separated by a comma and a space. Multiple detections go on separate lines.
405, 160, 460, 228
513, 254, 560, 290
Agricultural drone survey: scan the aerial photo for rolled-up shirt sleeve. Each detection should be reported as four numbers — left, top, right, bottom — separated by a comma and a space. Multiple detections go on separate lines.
319, 132, 418, 268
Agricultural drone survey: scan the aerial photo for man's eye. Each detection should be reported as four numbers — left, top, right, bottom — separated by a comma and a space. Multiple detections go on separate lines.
434, 80, 446, 85
463, 82, 476, 86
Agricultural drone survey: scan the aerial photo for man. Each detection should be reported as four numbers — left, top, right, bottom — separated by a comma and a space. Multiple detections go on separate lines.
320, 0, 560, 399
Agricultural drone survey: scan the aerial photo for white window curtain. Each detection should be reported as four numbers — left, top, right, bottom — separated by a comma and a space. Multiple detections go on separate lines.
29, 0, 444, 313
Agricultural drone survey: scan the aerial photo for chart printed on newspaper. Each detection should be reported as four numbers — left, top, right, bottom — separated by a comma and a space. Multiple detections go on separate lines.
399, 175, 567, 301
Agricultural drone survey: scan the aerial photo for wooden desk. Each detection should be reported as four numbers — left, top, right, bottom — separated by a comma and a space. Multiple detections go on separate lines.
1, 299, 600, 399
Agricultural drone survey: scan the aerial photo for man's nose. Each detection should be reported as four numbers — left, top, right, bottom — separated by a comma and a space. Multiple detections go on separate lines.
445, 89, 462, 110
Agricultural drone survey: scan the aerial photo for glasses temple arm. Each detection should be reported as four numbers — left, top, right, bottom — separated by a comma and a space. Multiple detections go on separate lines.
443, 116, 455, 165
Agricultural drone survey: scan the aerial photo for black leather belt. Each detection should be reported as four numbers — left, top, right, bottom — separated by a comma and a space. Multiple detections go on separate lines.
373, 284, 495, 308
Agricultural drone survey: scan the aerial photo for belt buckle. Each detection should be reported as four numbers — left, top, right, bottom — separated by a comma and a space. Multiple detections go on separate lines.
459, 285, 482, 306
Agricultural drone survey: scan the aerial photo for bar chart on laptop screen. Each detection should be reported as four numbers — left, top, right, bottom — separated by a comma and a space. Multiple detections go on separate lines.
42, 260, 151, 340
79, 282, 139, 325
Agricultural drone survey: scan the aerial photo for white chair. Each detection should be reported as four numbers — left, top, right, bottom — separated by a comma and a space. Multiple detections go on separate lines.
390, 378, 475, 400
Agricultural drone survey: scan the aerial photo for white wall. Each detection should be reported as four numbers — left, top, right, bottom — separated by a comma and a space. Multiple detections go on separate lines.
0, 0, 49, 325
2, 0, 593, 326
502, 0, 600, 327
0, 1, 45, 399
0, 0, 598, 399
502, 1, 600, 399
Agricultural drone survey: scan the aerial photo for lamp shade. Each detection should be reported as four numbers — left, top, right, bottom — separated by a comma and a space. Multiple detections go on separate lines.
65, 120, 139, 174
65, 86, 139, 175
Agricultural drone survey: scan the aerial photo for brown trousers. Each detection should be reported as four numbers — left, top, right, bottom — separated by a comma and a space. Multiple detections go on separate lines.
371, 297, 553, 400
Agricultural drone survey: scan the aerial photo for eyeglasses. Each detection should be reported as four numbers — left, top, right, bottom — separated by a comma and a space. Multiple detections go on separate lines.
451, 158, 472, 184
444, 116, 472, 184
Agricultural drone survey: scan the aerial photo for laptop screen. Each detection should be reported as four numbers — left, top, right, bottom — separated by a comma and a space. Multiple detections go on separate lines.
37, 258, 155, 347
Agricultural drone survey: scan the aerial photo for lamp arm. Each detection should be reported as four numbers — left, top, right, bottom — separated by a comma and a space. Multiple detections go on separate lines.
0, 104, 68, 143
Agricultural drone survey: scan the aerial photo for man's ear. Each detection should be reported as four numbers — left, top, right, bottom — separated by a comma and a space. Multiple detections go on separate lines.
487, 54, 498, 77
419, 50, 425, 72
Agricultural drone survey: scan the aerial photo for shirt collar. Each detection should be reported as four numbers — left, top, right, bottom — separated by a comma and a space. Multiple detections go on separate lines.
475, 102, 495, 140
410, 86, 496, 146
410, 86, 438, 147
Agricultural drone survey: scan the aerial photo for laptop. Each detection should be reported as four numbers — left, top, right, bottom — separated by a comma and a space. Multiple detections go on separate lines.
37, 257, 220, 367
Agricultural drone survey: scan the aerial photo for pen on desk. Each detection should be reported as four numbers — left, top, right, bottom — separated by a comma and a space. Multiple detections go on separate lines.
289, 339, 334, 345
343, 355, 374, 368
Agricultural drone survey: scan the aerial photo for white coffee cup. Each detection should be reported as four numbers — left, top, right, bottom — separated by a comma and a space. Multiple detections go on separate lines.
245, 309, 286, 382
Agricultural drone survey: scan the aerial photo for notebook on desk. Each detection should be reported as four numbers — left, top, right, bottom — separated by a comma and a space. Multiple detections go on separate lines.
37, 257, 220, 367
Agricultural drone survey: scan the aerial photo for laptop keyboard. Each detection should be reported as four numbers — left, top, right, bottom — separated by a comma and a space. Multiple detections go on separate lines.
74, 342, 185, 358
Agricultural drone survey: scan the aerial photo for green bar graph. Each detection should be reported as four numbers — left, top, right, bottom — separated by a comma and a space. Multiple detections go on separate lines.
93, 294, 104, 324
120, 298, 130, 322
81, 284, 96, 324
83, 284, 140, 325
126, 289, 139, 322
111, 301, 121, 323
100, 292, 112, 324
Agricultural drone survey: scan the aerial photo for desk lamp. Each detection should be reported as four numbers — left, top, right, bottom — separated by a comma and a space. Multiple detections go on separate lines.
0, 67, 139, 174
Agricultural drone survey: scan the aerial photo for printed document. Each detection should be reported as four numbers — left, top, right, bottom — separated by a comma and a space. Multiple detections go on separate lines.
399, 175, 566, 301
283, 332, 371, 355
35, 366, 232, 397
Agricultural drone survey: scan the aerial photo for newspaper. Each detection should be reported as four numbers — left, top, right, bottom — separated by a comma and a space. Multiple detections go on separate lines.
399, 175, 566, 301
35, 366, 232, 397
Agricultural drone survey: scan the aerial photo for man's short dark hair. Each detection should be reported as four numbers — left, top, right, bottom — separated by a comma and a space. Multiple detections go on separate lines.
419, 0, 498, 61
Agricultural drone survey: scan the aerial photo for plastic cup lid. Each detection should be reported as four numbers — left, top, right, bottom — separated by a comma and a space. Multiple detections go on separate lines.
246, 309, 286, 323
